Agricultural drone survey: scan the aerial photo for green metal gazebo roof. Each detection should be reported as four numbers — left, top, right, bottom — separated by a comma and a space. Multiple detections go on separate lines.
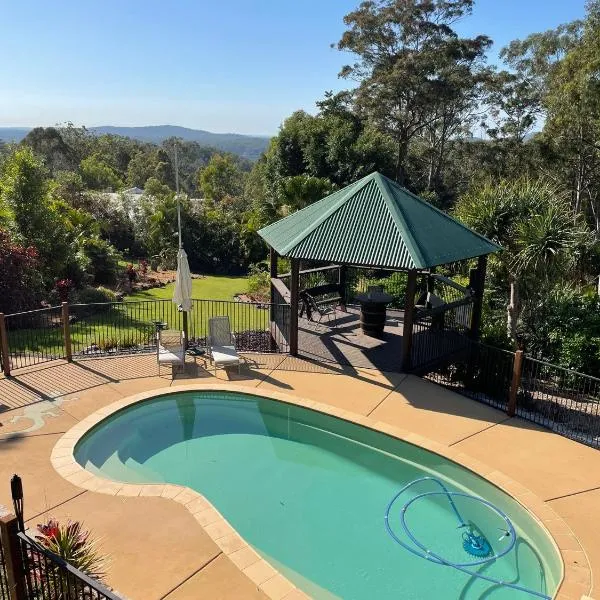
258, 172, 500, 270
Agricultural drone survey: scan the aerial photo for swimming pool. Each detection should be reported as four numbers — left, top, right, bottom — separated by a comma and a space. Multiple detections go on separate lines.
74, 390, 562, 599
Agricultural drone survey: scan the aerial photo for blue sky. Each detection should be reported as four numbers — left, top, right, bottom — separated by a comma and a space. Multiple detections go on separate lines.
0, 0, 586, 135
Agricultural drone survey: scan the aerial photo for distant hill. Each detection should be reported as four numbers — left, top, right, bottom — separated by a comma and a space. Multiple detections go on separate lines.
0, 128, 31, 143
0, 125, 271, 161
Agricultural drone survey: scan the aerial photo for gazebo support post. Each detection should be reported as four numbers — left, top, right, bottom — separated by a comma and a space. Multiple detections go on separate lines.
427, 267, 436, 295
469, 255, 487, 340
401, 269, 418, 372
269, 247, 278, 310
269, 247, 278, 352
338, 265, 347, 309
289, 258, 300, 356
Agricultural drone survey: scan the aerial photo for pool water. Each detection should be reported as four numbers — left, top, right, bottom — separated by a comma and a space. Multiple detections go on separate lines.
75, 391, 561, 599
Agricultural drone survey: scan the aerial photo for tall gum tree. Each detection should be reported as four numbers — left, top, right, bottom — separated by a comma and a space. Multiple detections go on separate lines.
335, 0, 491, 186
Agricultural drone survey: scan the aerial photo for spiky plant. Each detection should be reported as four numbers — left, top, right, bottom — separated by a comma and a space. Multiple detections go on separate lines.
455, 178, 592, 344
34, 519, 107, 598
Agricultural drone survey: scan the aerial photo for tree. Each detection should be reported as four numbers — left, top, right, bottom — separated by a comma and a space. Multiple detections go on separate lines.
251, 94, 394, 226
455, 178, 591, 343
197, 153, 246, 202
126, 148, 175, 189
79, 154, 123, 191
21, 127, 76, 173
483, 70, 541, 143
278, 175, 334, 214
335, 0, 491, 185
542, 2, 600, 232
0, 147, 53, 249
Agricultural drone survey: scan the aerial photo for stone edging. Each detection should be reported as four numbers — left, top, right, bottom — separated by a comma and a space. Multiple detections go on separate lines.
50, 383, 593, 600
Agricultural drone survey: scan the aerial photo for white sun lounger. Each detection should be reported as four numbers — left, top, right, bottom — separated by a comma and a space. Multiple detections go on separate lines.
157, 329, 186, 377
208, 316, 241, 373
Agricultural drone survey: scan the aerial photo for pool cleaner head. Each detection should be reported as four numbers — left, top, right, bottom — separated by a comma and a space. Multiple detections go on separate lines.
462, 530, 492, 558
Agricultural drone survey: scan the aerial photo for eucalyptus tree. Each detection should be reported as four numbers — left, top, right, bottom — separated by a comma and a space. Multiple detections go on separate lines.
335, 0, 491, 186
542, 1, 600, 232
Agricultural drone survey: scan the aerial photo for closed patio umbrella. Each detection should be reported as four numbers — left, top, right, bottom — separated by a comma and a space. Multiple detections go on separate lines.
173, 247, 192, 312
171, 143, 193, 349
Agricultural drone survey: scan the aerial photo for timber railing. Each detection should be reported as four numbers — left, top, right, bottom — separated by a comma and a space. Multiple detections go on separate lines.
279, 264, 409, 309
0, 298, 290, 375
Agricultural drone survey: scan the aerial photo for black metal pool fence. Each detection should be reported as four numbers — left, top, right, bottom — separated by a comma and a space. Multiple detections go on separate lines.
0, 298, 291, 372
0, 477, 122, 600
419, 338, 600, 449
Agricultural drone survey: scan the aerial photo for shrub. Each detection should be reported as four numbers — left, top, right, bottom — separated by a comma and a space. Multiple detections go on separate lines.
75, 286, 118, 305
80, 237, 121, 285
55, 278, 73, 302
36, 519, 107, 583
97, 337, 120, 351
247, 264, 270, 300
0, 230, 44, 313
126, 263, 137, 283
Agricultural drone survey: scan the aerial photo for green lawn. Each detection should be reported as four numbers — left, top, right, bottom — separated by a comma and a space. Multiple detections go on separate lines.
127, 275, 248, 302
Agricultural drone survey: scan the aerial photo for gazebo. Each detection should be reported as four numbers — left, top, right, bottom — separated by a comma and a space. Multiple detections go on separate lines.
258, 172, 500, 371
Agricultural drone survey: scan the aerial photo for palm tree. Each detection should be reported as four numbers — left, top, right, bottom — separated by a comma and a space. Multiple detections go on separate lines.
455, 178, 591, 343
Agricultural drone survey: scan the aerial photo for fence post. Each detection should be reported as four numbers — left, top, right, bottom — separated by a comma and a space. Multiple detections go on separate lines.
401, 269, 418, 372
0, 514, 26, 600
289, 258, 300, 356
507, 349, 524, 417
0, 313, 10, 376
62, 302, 72, 362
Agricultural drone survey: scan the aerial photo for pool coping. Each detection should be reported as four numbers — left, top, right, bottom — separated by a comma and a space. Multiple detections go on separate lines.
50, 383, 593, 600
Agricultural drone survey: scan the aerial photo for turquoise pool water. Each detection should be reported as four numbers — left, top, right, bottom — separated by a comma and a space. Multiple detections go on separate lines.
75, 390, 561, 599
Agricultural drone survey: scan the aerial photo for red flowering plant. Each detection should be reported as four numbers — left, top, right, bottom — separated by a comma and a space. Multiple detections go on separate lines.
126, 263, 137, 283
0, 229, 42, 313
55, 278, 73, 302
139, 259, 148, 277
34, 519, 107, 587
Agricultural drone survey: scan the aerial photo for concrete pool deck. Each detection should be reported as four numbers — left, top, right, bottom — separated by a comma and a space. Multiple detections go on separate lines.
0, 352, 598, 599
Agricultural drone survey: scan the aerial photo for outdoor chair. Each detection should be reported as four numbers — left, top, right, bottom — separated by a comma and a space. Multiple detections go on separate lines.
208, 316, 241, 373
157, 329, 186, 377
300, 292, 338, 327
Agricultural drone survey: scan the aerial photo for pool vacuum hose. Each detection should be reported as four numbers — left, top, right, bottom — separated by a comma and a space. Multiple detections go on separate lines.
384, 477, 551, 599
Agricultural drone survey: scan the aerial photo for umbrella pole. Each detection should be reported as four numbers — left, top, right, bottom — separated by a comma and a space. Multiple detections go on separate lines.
175, 142, 182, 250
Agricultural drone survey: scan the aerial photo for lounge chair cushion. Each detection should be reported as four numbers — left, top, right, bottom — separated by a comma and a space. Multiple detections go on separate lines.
158, 346, 185, 364
211, 345, 240, 366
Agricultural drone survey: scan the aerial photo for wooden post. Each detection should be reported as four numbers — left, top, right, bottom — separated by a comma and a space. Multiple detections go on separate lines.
426, 268, 435, 295
268, 248, 279, 352
338, 264, 347, 309
0, 514, 27, 600
401, 269, 418, 372
507, 349, 524, 417
289, 258, 300, 356
0, 313, 10, 376
62, 302, 72, 361
269, 248, 278, 313
469, 255, 487, 340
